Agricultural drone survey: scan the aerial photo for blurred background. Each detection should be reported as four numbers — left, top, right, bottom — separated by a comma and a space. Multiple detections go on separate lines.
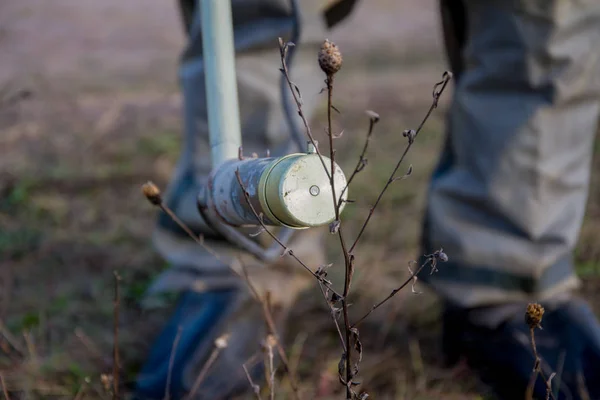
1, 0, 599, 398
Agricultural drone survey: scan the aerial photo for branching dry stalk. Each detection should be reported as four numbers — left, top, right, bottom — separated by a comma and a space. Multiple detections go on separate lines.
317, 39, 358, 399
240, 265, 302, 400
112, 271, 121, 400
525, 303, 558, 400
351, 257, 434, 329
349, 71, 452, 254
243, 362, 264, 400
337, 111, 379, 210
143, 36, 451, 400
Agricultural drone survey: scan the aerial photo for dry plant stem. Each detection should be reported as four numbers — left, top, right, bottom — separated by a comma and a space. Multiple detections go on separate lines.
326, 75, 339, 222
351, 259, 431, 328
243, 264, 301, 400
262, 300, 301, 400
185, 345, 224, 400
0, 373, 9, 400
158, 204, 229, 268
234, 170, 342, 299
278, 39, 331, 180
525, 327, 540, 400
280, 46, 354, 394
165, 327, 183, 400
526, 327, 557, 400
318, 282, 346, 351
243, 363, 264, 400
112, 271, 121, 400
546, 373, 556, 400
349, 72, 452, 254
338, 116, 377, 210
265, 338, 276, 400
325, 74, 354, 399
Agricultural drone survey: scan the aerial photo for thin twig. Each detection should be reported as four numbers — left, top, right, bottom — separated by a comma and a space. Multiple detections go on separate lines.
351, 258, 432, 328
546, 373, 556, 400
112, 271, 121, 400
263, 295, 301, 400
243, 363, 264, 400
158, 204, 229, 268
337, 112, 378, 210
185, 335, 229, 400
526, 327, 541, 400
0, 373, 9, 400
164, 326, 183, 400
526, 326, 557, 400
349, 72, 452, 254
240, 264, 302, 400
264, 335, 276, 400
317, 282, 346, 351
278, 38, 331, 180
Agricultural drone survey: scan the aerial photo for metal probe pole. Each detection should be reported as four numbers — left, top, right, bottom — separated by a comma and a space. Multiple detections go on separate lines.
198, 0, 348, 236
200, 0, 242, 168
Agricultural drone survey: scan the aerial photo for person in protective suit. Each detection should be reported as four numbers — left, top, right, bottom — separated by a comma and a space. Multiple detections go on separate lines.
135, 1, 600, 399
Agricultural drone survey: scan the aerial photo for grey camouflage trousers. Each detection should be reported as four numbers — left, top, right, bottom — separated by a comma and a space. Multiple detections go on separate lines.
147, 0, 600, 329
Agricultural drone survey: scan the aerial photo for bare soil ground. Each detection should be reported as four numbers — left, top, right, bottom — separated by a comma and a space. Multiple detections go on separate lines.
1, 1, 599, 399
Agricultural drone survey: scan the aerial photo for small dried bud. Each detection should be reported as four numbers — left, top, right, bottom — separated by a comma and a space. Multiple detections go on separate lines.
437, 251, 448, 263
215, 333, 230, 349
318, 39, 342, 76
100, 373, 113, 391
329, 219, 341, 234
403, 129, 416, 143
525, 303, 545, 329
142, 181, 162, 205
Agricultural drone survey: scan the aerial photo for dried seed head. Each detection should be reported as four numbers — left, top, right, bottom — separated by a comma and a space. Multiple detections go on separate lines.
215, 333, 230, 349
142, 181, 162, 205
525, 302, 545, 329
265, 334, 277, 348
318, 39, 342, 76
100, 373, 112, 391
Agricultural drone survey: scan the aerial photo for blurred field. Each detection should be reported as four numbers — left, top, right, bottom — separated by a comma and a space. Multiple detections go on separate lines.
1, 1, 600, 399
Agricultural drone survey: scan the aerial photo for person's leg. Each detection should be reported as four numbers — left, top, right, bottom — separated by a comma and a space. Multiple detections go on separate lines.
136, 1, 331, 398
427, 0, 600, 398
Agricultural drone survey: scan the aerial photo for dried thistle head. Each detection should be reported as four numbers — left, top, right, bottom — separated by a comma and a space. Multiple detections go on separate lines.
142, 181, 162, 205
525, 302, 545, 329
318, 39, 342, 76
